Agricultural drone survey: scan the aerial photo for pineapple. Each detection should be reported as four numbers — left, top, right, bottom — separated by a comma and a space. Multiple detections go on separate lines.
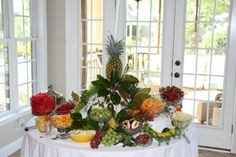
105, 35, 124, 79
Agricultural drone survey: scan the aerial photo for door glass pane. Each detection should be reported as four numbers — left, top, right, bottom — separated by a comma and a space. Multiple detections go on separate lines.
126, 0, 164, 94
182, 0, 231, 127
79, 0, 103, 90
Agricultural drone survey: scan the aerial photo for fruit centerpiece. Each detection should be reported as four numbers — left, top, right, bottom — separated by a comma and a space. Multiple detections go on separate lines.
30, 34, 192, 149
31, 93, 55, 133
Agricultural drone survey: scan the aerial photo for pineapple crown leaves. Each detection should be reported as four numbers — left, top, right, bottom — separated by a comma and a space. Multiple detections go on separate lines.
105, 34, 125, 57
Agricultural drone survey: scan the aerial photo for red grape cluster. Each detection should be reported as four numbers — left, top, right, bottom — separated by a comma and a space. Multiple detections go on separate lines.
90, 129, 105, 149
159, 86, 184, 105
55, 102, 75, 115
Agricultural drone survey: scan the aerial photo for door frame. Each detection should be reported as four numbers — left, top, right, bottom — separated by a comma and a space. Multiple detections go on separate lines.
229, 0, 236, 153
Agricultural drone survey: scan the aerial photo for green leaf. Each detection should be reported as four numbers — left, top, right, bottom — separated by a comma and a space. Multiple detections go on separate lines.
102, 121, 110, 131
70, 120, 86, 129
116, 86, 130, 102
122, 64, 130, 77
70, 112, 82, 120
92, 75, 109, 87
71, 91, 80, 102
121, 74, 139, 84
121, 134, 136, 147
107, 103, 116, 117
131, 88, 151, 106
126, 103, 139, 110
110, 92, 121, 105
97, 88, 110, 97
116, 108, 132, 123
85, 119, 99, 130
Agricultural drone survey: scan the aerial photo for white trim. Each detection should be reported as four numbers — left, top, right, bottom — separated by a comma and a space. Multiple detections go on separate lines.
8, 0, 19, 111
229, 0, 236, 153
102, 0, 116, 76
0, 107, 31, 127
36, 0, 48, 91
161, 0, 176, 86
0, 137, 23, 157
65, 0, 79, 99
171, 0, 186, 87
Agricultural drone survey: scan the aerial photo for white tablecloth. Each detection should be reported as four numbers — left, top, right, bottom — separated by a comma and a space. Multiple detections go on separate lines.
21, 116, 198, 157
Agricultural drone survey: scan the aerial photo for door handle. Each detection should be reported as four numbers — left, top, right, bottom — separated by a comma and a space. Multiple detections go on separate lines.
174, 72, 180, 78
175, 60, 181, 66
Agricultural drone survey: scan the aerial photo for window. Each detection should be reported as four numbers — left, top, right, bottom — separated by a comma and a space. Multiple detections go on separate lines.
14, 0, 37, 107
126, 0, 164, 93
0, 0, 41, 115
79, 0, 103, 90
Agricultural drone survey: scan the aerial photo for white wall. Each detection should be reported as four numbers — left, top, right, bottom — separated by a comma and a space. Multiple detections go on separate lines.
0, 113, 32, 155
0, 0, 66, 154
47, 0, 66, 96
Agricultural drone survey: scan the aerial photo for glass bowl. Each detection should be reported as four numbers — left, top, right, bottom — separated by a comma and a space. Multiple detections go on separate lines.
135, 134, 153, 147
171, 112, 193, 129
52, 114, 72, 139
69, 129, 96, 143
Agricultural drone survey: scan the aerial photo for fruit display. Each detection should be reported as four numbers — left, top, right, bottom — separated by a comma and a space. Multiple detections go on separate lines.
52, 114, 72, 129
55, 102, 75, 115
105, 34, 124, 79
120, 119, 142, 135
135, 134, 153, 147
90, 129, 106, 149
101, 130, 123, 147
31, 35, 190, 148
90, 108, 112, 122
69, 129, 96, 142
140, 98, 165, 121
35, 115, 51, 133
143, 124, 178, 144
159, 86, 184, 106
171, 112, 193, 129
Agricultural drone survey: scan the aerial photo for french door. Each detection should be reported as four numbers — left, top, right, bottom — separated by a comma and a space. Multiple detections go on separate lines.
122, 0, 236, 150
76, 0, 236, 150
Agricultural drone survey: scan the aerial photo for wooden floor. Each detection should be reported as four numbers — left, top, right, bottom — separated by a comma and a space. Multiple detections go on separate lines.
9, 149, 236, 157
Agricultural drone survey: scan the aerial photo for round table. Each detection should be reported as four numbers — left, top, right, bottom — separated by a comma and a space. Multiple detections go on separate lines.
20, 115, 198, 157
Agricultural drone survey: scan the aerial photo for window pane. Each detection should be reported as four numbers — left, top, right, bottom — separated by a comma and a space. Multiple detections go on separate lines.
17, 41, 32, 63
18, 63, 27, 84
13, 0, 33, 37
0, 43, 9, 113
138, 0, 151, 21
18, 84, 28, 106
150, 22, 163, 47
126, 0, 137, 21
92, 0, 103, 19
137, 22, 150, 46
215, 0, 230, 21
152, 0, 164, 22
14, 16, 24, 37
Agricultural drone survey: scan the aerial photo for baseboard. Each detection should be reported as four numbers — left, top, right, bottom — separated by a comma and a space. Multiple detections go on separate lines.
198, 145, 231, 153
0, 137, 23, 157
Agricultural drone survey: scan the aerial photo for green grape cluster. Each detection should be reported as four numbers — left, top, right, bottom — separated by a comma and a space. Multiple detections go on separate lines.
101, 130, 123, 147
90, 108, 112, 122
